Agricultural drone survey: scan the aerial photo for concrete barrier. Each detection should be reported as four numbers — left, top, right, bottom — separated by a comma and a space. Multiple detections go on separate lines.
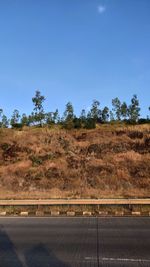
67, 211, 75, 216
20, 212, 29, 216
132, 211, 141, 216
0, 211, 7, 216
51, 211, 60, 216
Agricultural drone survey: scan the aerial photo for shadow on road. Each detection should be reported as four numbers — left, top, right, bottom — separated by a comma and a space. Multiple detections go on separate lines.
25, 244, 70, 267
0, 225, 22, 267
0, 225, 70, 267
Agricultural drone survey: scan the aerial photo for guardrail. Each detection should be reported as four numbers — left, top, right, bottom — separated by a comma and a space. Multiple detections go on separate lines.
0, 198, 150, 206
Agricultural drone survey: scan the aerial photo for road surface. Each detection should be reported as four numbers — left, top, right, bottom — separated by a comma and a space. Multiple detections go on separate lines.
0, 217, 150, 267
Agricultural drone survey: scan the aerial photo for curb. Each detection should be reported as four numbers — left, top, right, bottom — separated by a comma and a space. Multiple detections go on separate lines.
0, 211, 150, 217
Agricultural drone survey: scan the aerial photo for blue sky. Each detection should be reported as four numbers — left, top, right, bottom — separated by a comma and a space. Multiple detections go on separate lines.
0, 0, 150, 118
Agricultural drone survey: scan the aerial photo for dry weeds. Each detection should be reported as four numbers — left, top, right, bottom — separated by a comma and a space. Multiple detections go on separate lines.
0, 124, 150, 199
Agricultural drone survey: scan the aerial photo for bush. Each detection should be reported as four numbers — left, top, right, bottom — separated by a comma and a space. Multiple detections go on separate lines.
29, 155, 43, 166
11, 123, 23, 129
84, 118, 96, 129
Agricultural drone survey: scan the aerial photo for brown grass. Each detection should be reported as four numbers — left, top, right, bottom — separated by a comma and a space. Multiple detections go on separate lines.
0, 124, 150, 199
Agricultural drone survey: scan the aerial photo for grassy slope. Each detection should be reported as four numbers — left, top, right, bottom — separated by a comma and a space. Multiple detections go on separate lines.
0, 124, 150, 199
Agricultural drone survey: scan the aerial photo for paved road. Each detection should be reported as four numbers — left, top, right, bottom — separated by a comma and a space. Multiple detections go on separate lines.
1, 198, 150, 205
0, 217, 150, 267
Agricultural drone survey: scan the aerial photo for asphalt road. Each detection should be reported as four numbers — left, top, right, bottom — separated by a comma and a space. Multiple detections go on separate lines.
0, 217, 150, 267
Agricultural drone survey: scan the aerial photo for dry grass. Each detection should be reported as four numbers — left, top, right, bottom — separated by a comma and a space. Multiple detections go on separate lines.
114, 151, 142, 162
0, 124, 150, 199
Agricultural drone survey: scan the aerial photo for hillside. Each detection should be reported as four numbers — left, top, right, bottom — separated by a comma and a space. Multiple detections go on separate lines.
0, 124, 150, 199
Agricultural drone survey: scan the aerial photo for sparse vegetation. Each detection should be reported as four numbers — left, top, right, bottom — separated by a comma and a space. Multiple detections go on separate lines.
0, 123, 149, 199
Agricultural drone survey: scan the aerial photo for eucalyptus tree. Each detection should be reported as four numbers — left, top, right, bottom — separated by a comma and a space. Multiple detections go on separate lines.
112, 97, 122, 121
10, 109, 20, 128
63, 102, 75, 129
128, 95, 140, 123
0, 109, 9, 128
32, 90, 46, 126
90, 100, 101, 122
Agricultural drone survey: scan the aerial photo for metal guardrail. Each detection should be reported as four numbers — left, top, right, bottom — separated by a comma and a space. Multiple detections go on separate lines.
0, 198, 150, 206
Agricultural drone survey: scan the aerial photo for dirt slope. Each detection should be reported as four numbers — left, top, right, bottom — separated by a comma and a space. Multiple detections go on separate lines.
0, 124, 150, 199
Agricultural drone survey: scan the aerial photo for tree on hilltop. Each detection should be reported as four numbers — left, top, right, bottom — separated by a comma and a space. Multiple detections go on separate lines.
0, 109, 9, 128
112, 97, 122, 121
10, 109, 20, 128
21, 113, 29, 126
62, 102, 75, 129
128, 94, 140, 123
80, 109, 87, 125
32, 90, 46, 126
90, 100, 101, 122
46, 109, 60, 126
101, 106, 109, 122
121, 102, 128, 120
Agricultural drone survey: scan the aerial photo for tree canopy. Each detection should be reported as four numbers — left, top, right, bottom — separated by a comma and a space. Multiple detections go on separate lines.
0, 90, 149, 129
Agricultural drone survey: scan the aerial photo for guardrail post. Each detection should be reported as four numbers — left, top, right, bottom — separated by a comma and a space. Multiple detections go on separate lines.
129, 204, 132, 211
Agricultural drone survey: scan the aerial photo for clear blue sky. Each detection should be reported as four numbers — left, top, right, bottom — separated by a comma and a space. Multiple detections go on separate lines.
0, 0, 150, 118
